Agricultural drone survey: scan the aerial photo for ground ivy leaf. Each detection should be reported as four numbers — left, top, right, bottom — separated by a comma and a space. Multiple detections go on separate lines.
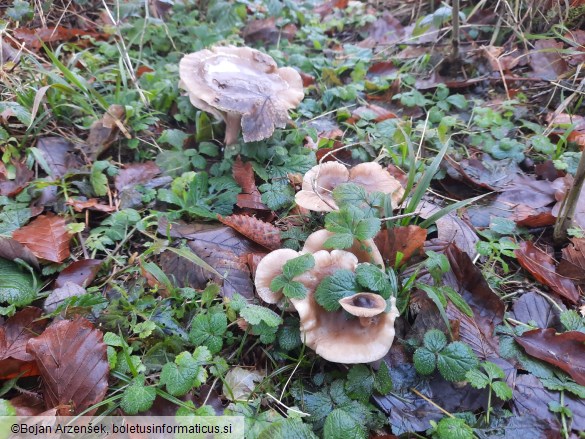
437, 342, 478, 382
314, 270, 359, 311
160, 348, 210, 396
282, 253, 315, 279
374, 361, 393, 394
345, 365, 374, 403
465, 369, 490, 389
323, 408, 366, 439
491, 381, 513, 401
240, 304, 283, 327
189, 312, 227, 354
413, 347, 437, 375
355, 263, 392, 298
121, 375, 156, 415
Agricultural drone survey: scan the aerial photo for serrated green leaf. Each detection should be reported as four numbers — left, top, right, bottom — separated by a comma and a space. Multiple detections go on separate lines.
91, 160, 110, 197
258, 417, 318, 439
325, 206, 380, 245
189, 312, 227, 354
355, 264, 392, 298
260, 183, 295, 210
374, 361, 393, 394
323, 233, 355, 249
0, 206, 31, 235
277, 321, 302, 351
160, 348, 210, 396
332, 183, 368, 207
314, 270, 359, 311
345, 365, 374, 403
323, 408, 366, 439
158, 129, 190, 148
282, 281, 307, 299
491, 381, 513, 401
465, 369, 489, 389
482, 361, 505, 381
437, 342, 478, 382
435, 417, 474, 439
442, 286, 473, 318
240, 304, 282, 327
0, 259, 38, 306
283, 253, 315, 279
560, 310, 585, 333
413, 347, 437, 375
423, 329, 448, 353
120, 375, 156, 414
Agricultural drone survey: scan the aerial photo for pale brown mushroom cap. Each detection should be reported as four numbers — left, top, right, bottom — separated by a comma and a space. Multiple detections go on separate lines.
302, 229, 384, 267
339, 292, 386, 317
349, 162, 405, 206
254, 248, 301, 304
179, 46, 304, 145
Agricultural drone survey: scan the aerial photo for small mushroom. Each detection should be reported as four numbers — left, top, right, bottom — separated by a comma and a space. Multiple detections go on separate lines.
339, 292, 387, 327
302, 229, 384, 267
179, 46, 304, 145
295, 161, 404, 212
254, 248, 301, 304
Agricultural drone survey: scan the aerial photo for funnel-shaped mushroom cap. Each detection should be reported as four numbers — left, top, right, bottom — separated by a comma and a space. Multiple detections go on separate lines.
179, 46, 304, 145
254, 248, 301, 304
302, 229, 384, 267
339, 293, 386, 317
295, 162, 404, 212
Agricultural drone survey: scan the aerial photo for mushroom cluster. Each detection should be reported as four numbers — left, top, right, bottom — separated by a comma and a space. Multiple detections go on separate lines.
179, 46, 304, 145
254, 230, 399, 364
295, 161, 404, 212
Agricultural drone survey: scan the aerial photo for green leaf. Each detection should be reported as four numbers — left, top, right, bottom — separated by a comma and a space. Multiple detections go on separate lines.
277, 320, 302, 351
0, 259, 38, 306
158, 129, 190, 148
90, 160, 111, 197
325, 206, 381, 245
423, 329, 448, 353
0, 206, 31, 235
260, 182, 295, 211
446, 94, 468, 110
189, 312, 227, 354
160, 348, 210, 396
355, 264, 392, 299
443, 287, 473, 318
345, 365, 374, 403
560, 310, 585, 333
482, 361, 505, 381
323, 408, 366, 439
374, 361, 393, 394
283, 281, 308, 300
413, 347, 437, 375
240, 304, 283, 327
283, 253, 315, 279
465, 369, 490, 389
120, 375, 156, 414
435, 417, 474, 439
491, 381, 513, 401
437, 342, 478, 382
541, 375, 585, 398
258, 417, 318, 439
314, 270, 359, 311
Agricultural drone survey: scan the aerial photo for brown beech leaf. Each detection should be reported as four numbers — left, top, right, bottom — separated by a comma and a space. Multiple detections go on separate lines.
347, 104, 397, 124
12, 214, 71, 263
86, 105, 127, 160
0, 307, 47, 379
374, 225, 427, 267
242, 17, 296, 45
36, 137, 82, 178
558, 237, 585, 287
13, 26, 107, 50
218, 214, 281, 250
114, 161, 160, 192
511, 292, 563, 329
515, 241, 580, 304
446, 303, 500, 360
26, 318, 108, 415
0, 238, 39, 270
447, 154, 520, 191
232, 156, 267, 210
9, 394, 46, 416
515, 328, 585, 385
55, 259, 102, 288
66, 197, 116, 212
0, 160, 34, 197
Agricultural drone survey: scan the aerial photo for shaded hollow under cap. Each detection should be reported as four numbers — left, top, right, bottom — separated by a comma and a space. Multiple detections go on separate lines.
295, 161, 404, 212
179, 46, 304, 145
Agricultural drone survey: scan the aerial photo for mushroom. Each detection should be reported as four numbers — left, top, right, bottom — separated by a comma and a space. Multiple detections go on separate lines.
179, 46, 304, 145
254, 248, 301, 304
295, 161, 404, 212
302, 229, 384, 267
339, 292, 387, 327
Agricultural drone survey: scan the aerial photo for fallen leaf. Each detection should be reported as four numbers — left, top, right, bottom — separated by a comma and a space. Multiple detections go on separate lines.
218, 215, 281, 250
529, 39, 569, 80
26, 318, 108, 415
482, 45, 522, 72
0, 307, 47, 379
511, 292, 563, 329
9, 394, 46, 416
13, 26, 107, 50
44, 282, 87, 313
86, 105, 127, 160
0, 160, 34, 197
314, 0, 349, 18
558, 238, 585, 287
55, 259, 102, 288
374, 225, 427, 267
222, 367, 265, 401
347, 104, 397, 124
515, 241, 580, 304
12, 214, 71, 263
35, 137, 83, 178
447, 154, 520, 191
358, 11, 405, 48
0, 237, 39, 270
447, 303, 500, 360
66, 197, 116, 212
242, 17, 296, 45
232, 156, 267, 210
515, 328, 585, 385
115, 161, 160, 192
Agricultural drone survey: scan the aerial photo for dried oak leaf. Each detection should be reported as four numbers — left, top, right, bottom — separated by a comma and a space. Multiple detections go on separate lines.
374, 225, 427, 267
515, 328, 585, 385
232, 156, 267, 210
26, 317, 108, 415
0, 307, 47, 379
218, 214, 281, 250
515, 241, 580, 304
12, 214, 71, 263
558, 238, 585, 287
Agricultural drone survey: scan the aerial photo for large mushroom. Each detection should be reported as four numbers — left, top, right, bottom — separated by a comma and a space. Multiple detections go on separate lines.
179, 46, 304, 145
302, 229, 384, 267
295, 161, 404, 212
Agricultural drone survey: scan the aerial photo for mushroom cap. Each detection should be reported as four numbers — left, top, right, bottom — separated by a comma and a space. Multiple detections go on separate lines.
339, 292, 386, 317
179, 46, 304, 145
302, 229, 384, 267
254, 248, 301, 304
295, 161, 404, 212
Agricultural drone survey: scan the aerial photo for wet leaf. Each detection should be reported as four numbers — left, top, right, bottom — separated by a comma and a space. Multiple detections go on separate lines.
515, 241, 580, 304
218, 214, 281, 250
558, 237, 585, 287
55, 259, 102, 288
511, 292, 562, 329
374, 225, 427, 267
26, 318, 108, 415
0, 160, 34, 197
232, 156, 267, 210
86, 105, 126, 160
0, 307, 47, 379
114, 161, 160, 192
223, 367, 265, 402
0, 258, 38, 307
515, 328, 585, 385
0, 238, 39, 270
43, 282, 87, 313
12, 214, 71, 263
